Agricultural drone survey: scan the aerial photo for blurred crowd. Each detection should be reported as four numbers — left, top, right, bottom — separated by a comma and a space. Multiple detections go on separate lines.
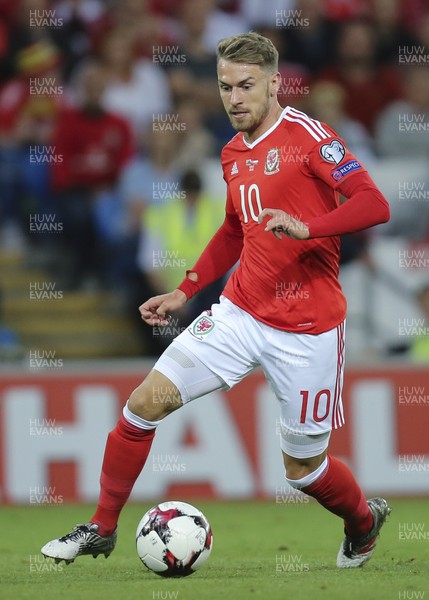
1, 0, 429, 356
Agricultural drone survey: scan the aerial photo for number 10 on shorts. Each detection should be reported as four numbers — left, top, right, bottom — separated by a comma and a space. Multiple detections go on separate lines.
300, 389, 331, 423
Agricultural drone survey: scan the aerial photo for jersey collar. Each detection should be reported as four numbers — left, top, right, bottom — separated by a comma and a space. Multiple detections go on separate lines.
241, 106, 288, 149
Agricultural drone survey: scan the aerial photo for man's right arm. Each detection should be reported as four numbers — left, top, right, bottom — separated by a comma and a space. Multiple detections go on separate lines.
139, 191, 243, 326
178, 190, 244, 299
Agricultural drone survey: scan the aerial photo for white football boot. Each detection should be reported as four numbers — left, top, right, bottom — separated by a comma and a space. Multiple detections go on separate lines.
336, 497, 391, 568
41, 523, 117, 564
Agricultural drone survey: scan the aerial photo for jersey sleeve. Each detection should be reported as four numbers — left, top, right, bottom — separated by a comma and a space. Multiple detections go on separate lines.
304, 135, 390, 237
177, 188, 243, 299
306, 135, 367, 190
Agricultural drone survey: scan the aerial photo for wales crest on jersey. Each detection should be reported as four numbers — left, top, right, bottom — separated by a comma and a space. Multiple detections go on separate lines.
264, 147, 280, 175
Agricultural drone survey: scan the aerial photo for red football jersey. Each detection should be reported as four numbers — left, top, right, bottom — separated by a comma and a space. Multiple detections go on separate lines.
220, 105, 369, 334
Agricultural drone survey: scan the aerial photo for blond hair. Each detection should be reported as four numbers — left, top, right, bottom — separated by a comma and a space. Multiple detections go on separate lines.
217, 32, 279, 73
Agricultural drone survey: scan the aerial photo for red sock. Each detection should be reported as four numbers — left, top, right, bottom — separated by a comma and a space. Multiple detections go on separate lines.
91, 413, 155, 536
302, 455, 373, 538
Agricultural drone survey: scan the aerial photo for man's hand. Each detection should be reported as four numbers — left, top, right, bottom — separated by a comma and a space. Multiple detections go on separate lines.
258, 208, 310, 240
139, 289, 187, 326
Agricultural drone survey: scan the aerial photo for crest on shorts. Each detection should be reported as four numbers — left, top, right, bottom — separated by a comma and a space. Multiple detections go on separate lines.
264, 147, 280, 175
190, 314, 215, 340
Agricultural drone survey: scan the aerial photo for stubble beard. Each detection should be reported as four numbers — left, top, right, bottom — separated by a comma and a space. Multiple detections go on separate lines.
229, 93, 271, 135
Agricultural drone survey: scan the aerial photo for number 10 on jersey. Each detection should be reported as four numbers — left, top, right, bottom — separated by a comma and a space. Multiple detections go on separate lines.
239, 184, 263, 223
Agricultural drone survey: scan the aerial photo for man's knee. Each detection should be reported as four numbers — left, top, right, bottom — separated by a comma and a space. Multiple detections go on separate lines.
128, 370, 183, 421
283, 450, 327, 481
281, 429, 331, 480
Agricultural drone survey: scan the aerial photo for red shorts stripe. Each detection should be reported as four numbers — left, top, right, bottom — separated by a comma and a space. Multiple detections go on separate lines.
332, 321, 345, 429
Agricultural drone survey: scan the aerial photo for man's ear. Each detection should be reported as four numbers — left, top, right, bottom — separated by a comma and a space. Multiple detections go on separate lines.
271, 71, 281, 97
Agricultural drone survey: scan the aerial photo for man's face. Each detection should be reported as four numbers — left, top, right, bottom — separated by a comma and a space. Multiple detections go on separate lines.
217, 59, 279, 135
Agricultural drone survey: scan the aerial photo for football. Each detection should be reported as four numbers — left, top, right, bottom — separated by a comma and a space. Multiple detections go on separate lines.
136, 500, 213, 577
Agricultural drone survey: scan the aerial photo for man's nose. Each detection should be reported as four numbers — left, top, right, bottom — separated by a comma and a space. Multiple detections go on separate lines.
230, 87, 243, 105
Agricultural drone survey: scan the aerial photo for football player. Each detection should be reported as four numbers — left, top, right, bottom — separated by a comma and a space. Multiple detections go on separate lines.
42, 32, 390, 569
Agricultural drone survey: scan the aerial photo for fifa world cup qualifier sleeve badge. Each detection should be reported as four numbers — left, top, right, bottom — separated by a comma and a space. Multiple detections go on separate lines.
319, 140, 346, 165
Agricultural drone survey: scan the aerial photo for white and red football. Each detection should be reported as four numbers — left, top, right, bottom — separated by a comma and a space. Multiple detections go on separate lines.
136, 500, 213, 577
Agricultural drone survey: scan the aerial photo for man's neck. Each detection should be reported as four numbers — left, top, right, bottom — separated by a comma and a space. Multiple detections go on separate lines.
244, 103, 284, 144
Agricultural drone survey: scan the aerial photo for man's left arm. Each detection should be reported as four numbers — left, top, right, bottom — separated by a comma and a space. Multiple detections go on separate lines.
258, 137, 390, 240
306, 171, 390, 238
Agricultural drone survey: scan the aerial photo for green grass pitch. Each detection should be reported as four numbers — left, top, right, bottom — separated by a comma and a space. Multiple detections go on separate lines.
1, 498, 427, 600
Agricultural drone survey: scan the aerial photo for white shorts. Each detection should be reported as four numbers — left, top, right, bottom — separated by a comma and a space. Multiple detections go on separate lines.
153, 296, 345, 442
